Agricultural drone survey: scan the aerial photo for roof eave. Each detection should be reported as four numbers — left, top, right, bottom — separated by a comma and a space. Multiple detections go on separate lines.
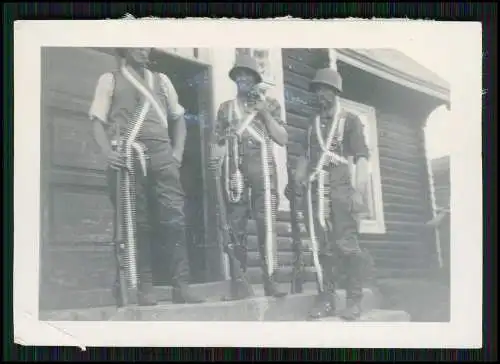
336, 49, 451, 110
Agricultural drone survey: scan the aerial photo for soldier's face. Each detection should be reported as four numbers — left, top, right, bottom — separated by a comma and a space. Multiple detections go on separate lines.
127, 48, 152, 66
314, 84, 338, 109
234, 69, 258, 94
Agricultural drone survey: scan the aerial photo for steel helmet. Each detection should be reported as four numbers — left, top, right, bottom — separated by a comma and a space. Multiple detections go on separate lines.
229, 54, 263, 84
310, 68, 343, 93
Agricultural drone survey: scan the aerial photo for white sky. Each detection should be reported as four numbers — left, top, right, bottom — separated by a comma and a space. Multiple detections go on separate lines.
395, 44, 452, 160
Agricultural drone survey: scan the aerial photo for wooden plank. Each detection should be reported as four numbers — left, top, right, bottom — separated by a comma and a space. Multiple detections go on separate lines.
50, 188, 114, 244
378, 145, 426, 164
380, 175, 426, 191
285, 124, 308, 144
50, 170, 107, 189
283, 70, 313, 91
384, 212, 428, 224
380, 163, 424, 180
40, 245, 116, 310
378, 118, 421, 138
284, 83, 317, 109
247, 251, 314, 268
282, 56, 318, 79
43, 47, 117, 103
285, 113, 311, 130
380, 191, 428, 206
377, 137, 423, 155
51, 112, 107, 172
282, 48, 328, 69
379, 155, 426, 173
383, 202, 427, 214
378, 128, 425, 146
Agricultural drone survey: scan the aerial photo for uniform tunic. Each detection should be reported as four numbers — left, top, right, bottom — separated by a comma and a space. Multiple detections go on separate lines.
89, 68, 191, 286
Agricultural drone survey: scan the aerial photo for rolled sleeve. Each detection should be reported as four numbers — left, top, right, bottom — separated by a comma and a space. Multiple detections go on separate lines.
345, 115, 370, 162
158, 73, 185, 120
88, 72, 114, 124
267, 97, 285, 127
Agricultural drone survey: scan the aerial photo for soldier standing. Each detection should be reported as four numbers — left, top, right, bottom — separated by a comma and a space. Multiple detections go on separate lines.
88, 47, 205, 306
211, 55, 289, 300
292, 67, 372, 320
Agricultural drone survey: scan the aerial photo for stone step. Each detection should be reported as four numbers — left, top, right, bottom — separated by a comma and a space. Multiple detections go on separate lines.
318, 309, 411, 322
108, 287, 379, 322
40, 285, 380, 322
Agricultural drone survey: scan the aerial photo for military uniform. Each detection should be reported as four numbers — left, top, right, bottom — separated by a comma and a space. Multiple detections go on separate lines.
212, 55, 288, 299
291, 68, 371, 320
89, 57, 204, 306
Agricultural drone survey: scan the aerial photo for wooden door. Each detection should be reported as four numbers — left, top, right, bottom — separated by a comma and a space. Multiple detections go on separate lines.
40, 47, 120, 310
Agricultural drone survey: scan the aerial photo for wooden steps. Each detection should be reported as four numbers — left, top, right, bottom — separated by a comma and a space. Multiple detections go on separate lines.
39, 283, 384, 322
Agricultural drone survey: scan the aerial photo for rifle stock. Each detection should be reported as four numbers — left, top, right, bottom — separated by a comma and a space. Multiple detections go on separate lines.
211, 151, 250, 286
286, 175, 305, 294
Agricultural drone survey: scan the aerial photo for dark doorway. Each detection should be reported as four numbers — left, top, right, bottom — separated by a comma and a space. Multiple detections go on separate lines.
148, 51, 213, 285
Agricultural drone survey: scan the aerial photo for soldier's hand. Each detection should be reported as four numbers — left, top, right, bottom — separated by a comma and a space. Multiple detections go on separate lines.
107, 150, 126, 170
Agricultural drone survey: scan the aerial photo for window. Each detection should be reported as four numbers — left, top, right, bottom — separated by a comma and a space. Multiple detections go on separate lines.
339, 97, 386, 234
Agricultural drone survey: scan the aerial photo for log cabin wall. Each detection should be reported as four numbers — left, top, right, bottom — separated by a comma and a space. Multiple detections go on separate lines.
273, 48, 439, 283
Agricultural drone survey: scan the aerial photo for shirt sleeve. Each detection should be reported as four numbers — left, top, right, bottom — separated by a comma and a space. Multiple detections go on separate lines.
297, 124, 311, 159
158, 73, 186, 120
267, 97, 285, 126
88, 72, 115, 124
344, 114, 370, 162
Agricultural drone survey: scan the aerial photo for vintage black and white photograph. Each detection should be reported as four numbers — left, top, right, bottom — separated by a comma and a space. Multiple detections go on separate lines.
14, 19, 482, 348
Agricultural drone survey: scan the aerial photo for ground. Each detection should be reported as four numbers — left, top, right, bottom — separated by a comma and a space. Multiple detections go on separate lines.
376, 277, 450, 322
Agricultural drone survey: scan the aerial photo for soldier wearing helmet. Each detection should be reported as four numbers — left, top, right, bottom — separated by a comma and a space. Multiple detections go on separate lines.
211, 54, 289, 301
291, 67, 372, 321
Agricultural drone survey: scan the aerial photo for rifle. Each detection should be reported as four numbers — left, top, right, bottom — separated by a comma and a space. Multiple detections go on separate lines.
111, 129, 129, 308
209, 145, 253, 293
285, 173, 306, 294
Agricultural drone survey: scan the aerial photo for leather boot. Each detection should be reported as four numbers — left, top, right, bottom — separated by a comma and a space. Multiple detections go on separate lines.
137, 271, 158, 306
339, 298, 362, 321
222, 277, 255, 301
308, 255, 337, 320
172, 283, 206, 304
222, 248, 255, 301
170, 243, 206, 304
258, 240, 287, 298
308, 290, 336, 320
263, 272, 288, 298
338, 254, 364, 321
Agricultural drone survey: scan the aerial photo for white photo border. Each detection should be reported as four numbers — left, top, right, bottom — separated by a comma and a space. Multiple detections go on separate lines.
13, 19, 482, 349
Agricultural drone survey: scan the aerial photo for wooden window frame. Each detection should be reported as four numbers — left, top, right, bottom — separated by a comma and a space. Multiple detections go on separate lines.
339, 97, 387, 235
